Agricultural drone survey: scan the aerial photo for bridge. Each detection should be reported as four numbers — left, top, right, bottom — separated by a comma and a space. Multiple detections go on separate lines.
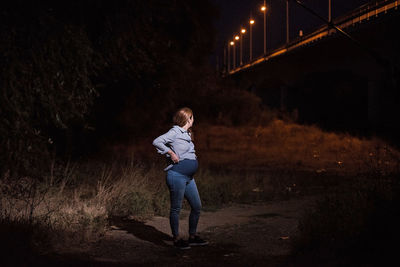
222, 0, 400, 141
225, 0, 399, 75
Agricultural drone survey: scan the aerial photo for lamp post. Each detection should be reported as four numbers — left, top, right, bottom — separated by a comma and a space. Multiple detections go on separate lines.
329, 0, 331, 22
261, 1, 267, 55
223, 46, 227, 74
249, 19, 255, 61
286, 0, 289, 44
234, 35, 239, 68
230, 41, 235, 70
227, 42, 231, 72
240, 28, 246, 65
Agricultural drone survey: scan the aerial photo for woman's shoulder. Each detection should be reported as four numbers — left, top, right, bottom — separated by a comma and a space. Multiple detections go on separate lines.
164, 126, 180, 136
157, 125, 183, 137
171, 125, 184, 133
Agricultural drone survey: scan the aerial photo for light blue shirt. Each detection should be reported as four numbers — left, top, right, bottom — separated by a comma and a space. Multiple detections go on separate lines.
152, 125, 197, 171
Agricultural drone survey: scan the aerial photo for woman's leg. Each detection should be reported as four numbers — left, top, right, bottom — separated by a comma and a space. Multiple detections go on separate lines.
184, 178, 202, 236
166, 170, 186, 239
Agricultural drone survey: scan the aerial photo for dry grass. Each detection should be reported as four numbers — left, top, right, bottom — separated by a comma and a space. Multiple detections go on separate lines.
0, 159, 169, 256
194, 120, 400, 175
1, 119, 399, 261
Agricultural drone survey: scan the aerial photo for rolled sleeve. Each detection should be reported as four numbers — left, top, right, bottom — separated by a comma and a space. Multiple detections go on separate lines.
152, 128, 178, 155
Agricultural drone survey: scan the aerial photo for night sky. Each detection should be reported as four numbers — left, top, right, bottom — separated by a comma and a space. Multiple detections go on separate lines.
211, 0, 371, 65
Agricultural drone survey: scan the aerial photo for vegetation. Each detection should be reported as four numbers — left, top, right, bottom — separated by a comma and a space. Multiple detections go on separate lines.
1, 1, 399, 265
0, 0, 221, 177
1, 118, 399, 264
293, 172, 400, 266
0, 1, 269, 262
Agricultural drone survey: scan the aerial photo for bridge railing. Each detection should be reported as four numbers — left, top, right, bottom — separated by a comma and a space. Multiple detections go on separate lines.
228, 0, 399, 75
334, 0, 398, 28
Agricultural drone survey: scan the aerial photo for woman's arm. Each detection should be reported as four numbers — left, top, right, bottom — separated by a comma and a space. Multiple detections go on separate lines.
152, 128, 178, 156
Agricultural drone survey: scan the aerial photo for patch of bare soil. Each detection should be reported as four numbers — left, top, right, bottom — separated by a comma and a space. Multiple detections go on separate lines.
37, 196, 316, 266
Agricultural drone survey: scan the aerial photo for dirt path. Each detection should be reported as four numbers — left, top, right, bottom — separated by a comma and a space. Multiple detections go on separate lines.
46, 196, 316, 266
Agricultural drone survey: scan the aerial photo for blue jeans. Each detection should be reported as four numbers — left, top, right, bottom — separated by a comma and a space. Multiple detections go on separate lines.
166, 170, 202, 238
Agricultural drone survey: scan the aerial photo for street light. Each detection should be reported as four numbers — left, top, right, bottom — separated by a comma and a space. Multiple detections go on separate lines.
233, 35, 238, 66
286, 0, 290, 44
240, 28, 246, 65
227, 43, 230, 72
249, 19, 255, 61
261, 0, 267, 55
234, 35, 239, 68
230, 41, 235, 69
228, 41, 234, 72
328, 0, 332, 22
223, 46, 227, 74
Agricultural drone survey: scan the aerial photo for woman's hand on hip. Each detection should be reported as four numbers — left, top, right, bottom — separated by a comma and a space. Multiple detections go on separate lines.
168, 150, 180, 163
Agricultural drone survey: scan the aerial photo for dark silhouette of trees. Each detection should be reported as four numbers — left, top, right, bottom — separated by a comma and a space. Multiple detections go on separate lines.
0, 0, 220, 177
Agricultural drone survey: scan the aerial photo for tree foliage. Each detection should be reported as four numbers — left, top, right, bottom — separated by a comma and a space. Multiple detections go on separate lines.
0, 0, 218, 177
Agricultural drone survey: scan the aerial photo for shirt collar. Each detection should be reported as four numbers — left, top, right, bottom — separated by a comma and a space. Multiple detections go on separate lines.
173, 125, 187, 133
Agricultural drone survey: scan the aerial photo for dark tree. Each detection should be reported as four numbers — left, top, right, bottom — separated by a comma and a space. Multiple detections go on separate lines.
0, 0, 219, 177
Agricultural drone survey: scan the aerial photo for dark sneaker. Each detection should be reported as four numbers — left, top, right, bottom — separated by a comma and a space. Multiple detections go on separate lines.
188, 235, 209, 246
174, 239, 191, 250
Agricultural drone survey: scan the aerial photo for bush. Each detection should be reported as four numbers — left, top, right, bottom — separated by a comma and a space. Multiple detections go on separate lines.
293, 174, 400, 265
108, 191, 153, 218
0, 219, 51, 266
0, 0, 219, 177
195, 169, 278, 210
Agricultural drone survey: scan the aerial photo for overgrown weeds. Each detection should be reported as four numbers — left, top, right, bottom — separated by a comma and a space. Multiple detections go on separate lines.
0, 159, 165, 262
292, 167, 400, 265
1, 120, 399, 264
194, 119, 400, 176
0, 155, 299, 262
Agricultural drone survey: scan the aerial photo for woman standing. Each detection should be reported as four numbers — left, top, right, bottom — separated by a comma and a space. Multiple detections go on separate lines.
152, 107, 208, 250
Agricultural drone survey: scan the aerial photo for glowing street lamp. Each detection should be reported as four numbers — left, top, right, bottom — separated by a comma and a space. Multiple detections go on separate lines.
234, 35, 240, 68
227, 41, 234, 72
261, 1, 267, 55
230, 40, 236, 69
240, 28, 246, 65
249, 19, 255, 61
235, 36, 240, 68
